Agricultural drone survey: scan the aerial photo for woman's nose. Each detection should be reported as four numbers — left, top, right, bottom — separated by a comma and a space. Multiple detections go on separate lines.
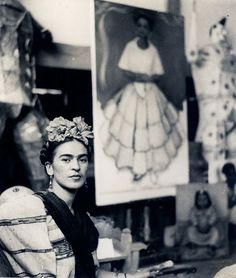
71, 159, 80, 170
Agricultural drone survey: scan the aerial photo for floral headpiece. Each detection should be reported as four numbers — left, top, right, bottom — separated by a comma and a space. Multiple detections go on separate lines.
46, 116, 93, 145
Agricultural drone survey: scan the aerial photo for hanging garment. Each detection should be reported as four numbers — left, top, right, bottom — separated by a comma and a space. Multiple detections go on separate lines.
0, 0, 50, 190
192, 41, 236, 161
0, 0, 38, 107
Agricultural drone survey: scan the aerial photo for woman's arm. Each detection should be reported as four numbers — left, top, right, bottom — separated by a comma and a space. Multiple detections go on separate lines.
189, 208, 198, 226
122, 70, 160, 83
208, 206, 217, 226
122, 70, 150, 82
0, 196, 56, 276
214, 264, 236, 278
0, 248, 16, 277
149, 74, 161, 82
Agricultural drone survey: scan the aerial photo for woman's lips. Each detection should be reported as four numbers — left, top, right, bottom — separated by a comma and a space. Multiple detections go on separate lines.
69, 175, 82, 180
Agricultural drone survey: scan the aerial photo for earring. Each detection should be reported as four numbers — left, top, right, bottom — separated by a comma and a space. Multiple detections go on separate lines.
84, 180, 88, 189
49, 175, 53, 190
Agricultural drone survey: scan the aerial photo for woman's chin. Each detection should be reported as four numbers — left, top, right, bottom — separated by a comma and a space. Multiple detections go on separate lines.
61, 182, 84, 192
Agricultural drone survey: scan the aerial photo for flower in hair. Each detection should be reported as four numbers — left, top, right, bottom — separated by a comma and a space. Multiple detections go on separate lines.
70, 117, 94, 145
46, 116, 93, 145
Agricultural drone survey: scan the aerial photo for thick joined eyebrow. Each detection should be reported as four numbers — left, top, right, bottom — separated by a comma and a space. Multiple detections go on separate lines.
59, 154, 88, 159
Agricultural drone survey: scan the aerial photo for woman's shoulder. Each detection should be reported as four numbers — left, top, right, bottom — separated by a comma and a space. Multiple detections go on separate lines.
190, 206, 197, 213
0, 193, 46, 220
148, 41, 160, 54
124, 37, 138, 48
214, 264, 236, 278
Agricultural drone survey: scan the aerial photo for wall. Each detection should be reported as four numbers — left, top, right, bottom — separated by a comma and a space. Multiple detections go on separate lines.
19, 0, 167, 47
20, 0, 236, 59
19, 0, 169, 69
182, 0, 236, 51
19, 0, 90, 46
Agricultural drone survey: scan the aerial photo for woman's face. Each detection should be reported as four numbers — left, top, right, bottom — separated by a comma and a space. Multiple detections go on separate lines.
197, 193, 209, 209
46, 140, 88, 191
136, 17, 151, 38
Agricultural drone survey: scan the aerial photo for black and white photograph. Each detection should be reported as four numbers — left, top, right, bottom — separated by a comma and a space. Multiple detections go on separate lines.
1, 0, 236, 277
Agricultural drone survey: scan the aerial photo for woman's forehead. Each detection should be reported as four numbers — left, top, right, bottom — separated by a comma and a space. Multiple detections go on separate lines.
54, 140, 88, 156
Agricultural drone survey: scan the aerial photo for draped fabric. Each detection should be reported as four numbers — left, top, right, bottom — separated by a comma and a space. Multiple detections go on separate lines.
0, 192, 98, 277
0, 247, 16, 277
0, 0, 37, 106
0, 0, 50, 191
36, 191, 98, 278
191, 40, 236, 164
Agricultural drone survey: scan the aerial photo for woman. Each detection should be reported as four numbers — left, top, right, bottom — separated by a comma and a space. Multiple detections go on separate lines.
0, 116, 152, 277
101, 10, 182, 182
185, 190, 221, 250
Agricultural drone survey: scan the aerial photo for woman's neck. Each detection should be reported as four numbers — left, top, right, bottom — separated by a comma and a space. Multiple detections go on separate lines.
137, 37, 149, 49
50, 184, 76, 212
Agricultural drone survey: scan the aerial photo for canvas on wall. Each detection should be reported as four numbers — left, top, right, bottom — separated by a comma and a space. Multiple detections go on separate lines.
91, 0, 189, 205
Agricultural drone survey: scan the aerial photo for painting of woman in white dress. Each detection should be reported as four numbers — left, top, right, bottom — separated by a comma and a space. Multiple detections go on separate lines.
176, 184, 228, 261
92, 1, 188, 205
100, 9, 184, 183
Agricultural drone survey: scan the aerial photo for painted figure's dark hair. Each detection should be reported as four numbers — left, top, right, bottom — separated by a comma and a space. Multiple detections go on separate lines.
194, 190, 212, 209
222, 162, 236, 176
40, 138, 91, 165
209, 16, 227, 37
133, 9, 155, 31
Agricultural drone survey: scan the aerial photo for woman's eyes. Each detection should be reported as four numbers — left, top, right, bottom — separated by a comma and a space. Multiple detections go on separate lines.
61, 157, 88, 163
62, 158, 71, 163
80, 157, 88, 163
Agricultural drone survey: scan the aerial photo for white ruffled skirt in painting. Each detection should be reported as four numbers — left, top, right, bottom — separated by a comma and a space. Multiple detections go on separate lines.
100, 82, 183, 179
